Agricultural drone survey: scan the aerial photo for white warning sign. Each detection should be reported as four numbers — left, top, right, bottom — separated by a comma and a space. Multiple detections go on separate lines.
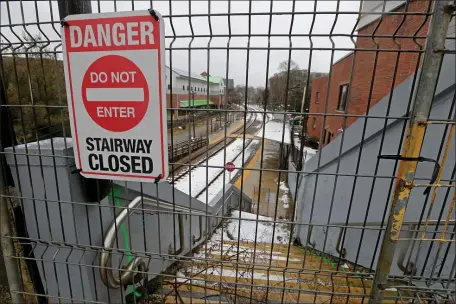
62, 10, 168, 182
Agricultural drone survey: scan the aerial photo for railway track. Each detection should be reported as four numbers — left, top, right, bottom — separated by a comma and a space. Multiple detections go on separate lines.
194, 137, 259, 200
174, 108, 269, 202
167, 110, 258, 184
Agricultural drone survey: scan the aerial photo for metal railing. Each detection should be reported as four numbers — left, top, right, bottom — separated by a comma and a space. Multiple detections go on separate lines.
99, 196, 206, 289
168, 137, 208, 162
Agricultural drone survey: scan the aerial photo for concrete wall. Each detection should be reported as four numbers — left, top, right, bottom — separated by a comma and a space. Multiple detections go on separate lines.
291, 36, 455, 280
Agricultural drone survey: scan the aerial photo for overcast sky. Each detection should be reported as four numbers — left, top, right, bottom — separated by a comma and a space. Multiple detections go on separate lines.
1, 0, 361, 87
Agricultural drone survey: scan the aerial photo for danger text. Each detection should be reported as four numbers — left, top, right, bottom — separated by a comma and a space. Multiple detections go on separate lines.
69, 22, 154, 49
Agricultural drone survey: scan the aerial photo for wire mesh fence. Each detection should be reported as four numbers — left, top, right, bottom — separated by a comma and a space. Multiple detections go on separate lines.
0, 0, 455, 303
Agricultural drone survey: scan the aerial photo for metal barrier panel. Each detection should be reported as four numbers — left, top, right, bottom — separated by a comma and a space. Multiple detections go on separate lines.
0, 0, 455, 303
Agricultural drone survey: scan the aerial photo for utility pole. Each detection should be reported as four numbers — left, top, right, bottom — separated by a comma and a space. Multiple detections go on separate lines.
300, 87, 306, 114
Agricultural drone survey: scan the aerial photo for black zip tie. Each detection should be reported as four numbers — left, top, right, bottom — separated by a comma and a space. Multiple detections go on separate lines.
60, 19, 69, 27
71, 168, 82, 174
378, 154, 440, 195
154, 174, 162, 184
148, 9, 159, 21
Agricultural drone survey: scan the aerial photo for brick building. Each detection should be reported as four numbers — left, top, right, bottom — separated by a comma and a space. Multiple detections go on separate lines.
307, 0, 431, 145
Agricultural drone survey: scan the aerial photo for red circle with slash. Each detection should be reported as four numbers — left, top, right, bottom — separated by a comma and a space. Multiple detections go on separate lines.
82, 55, 149, 132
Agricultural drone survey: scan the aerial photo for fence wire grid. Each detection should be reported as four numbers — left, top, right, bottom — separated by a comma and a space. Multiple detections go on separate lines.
1, 0, 455, 303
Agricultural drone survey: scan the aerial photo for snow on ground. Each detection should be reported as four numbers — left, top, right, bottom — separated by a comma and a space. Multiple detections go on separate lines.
279, 181, 290, 209
249, 104, 273, 121
300, 146, 318, 163
200, 250, 299, 261
211, 210, 290, 244
174, 270, 295, 286
15, 137, 73, 149
174, 210, 293, 285
256, 120, 291, 144
293, 139, 318, 164
197, 140, 259, 205
174, 138, 259, 204
183, 266, 288, 282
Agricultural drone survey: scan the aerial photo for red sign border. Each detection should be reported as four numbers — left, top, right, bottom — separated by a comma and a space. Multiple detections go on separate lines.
63, 13, 166, 180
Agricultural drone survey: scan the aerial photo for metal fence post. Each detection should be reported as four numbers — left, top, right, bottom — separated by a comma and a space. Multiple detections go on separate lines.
369, 1, 454, 303
0, 34, 24, 304
1, 149, 23, 303
57, 0, 92, 18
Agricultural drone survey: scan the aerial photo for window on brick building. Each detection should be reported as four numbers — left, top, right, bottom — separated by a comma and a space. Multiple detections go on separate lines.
187, 85, 189, 91
316, 92, 320, 104
327, 132, 332, 144
182, 85, 185, 90
337, 84, 349, 111
312, 118, 316, 129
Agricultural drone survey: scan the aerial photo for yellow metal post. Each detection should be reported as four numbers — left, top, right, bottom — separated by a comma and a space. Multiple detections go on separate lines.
369, 1, 455, 302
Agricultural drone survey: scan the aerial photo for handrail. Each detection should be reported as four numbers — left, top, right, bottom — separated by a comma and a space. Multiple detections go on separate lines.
308, 219, 455, 259
335, 227, 346, 257
330, 219, 455, 227
193, 216, 204, 244
173, 214, 185, 255
336, 220, 455, 259
100, 196, 206, 289
307, 225, 316, 248
396, 224, 417, 274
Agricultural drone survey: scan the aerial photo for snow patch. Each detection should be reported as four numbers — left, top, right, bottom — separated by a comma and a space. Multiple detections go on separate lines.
279, 181, 290, 209
174, 138, 258, 204
293, 140, 318, 164
256, 121, 291, 144
197, 140, 259, 205
249, 104, 273, 122
184, 266, 288, 282
223, 211, 290, 244
205, 251, 300, 262
15, 137, 73, 149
